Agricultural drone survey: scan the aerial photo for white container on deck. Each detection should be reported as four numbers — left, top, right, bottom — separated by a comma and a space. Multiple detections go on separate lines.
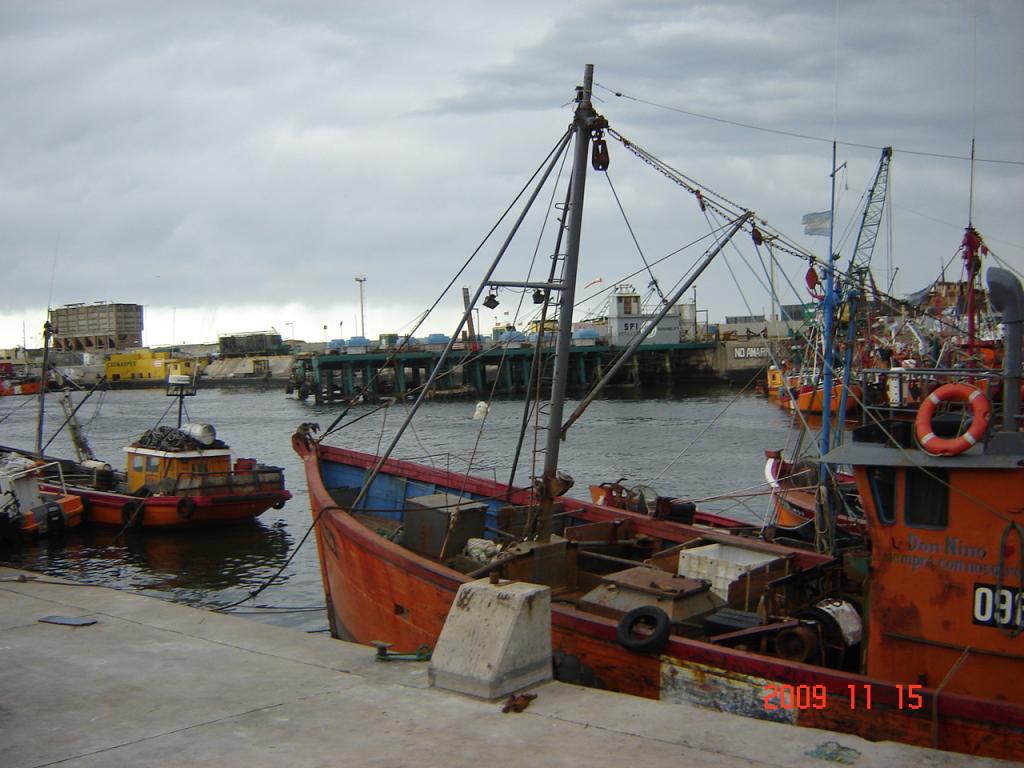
182, 423, 217, 446
677, 543, 782, 601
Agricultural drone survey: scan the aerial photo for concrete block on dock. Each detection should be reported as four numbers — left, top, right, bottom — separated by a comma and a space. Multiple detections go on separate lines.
428, 578, 552, 700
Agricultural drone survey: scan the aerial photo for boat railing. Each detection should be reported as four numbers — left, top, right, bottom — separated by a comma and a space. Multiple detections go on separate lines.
392, 452, 501, 484
858, 366, 1012, 425
172, 466, 285, 495
8, 460, 71, 494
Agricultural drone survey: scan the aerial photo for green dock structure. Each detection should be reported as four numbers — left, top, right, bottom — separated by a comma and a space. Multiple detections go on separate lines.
288, 342, 719, 403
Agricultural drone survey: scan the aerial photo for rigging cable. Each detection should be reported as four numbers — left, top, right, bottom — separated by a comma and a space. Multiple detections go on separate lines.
593, 83, 1024, 166
650, 366, 760, 483
695, 203, 836, 486
318, 128, 574, 442
603, 170, 665, 303
501, 139, 573, 496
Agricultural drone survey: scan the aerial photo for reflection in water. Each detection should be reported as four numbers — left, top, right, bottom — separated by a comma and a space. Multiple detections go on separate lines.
2, 520, 293, 608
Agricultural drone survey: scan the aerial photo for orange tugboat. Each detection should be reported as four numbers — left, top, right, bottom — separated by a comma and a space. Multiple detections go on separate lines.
32, 375, 291, 529
294, 69, 1023, 760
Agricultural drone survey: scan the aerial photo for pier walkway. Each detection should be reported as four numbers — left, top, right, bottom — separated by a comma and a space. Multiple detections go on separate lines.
0, 567, 1003, 768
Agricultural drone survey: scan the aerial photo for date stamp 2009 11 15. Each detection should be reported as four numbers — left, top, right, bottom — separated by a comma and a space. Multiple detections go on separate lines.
763, 683, 924, 712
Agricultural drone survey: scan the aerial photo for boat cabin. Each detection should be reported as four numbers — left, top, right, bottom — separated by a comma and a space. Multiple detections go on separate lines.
825, 427, 1024, 704
123, 445, 233, 495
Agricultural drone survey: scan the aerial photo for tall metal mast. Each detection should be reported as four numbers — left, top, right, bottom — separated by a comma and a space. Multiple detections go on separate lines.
816, 142, 840, 555
35, 319, 53, 457
537, 64, 605, 541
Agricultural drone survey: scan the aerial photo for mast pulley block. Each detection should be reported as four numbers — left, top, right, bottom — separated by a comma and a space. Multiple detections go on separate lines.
591, 130, 609, 171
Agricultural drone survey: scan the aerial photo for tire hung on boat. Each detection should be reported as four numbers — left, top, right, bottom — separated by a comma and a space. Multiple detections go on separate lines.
914, 382, 990, 456
616, 605, 671, 654
176, 496, 196, 520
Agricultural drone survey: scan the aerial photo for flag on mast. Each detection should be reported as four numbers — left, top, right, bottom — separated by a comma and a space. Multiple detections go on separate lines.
802, 211, 831, 236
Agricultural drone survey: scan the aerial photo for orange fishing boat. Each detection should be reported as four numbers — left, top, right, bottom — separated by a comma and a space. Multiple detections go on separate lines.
26, 375, 291, 529
294, 70, 1023, 760
779, 380, 861, 416
825, 350, 1023, 734
36, 431, 291, 529
762, 450, 866, 547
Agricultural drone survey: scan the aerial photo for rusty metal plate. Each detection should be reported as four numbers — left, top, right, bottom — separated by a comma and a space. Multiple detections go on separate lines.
602, 566, 707, 598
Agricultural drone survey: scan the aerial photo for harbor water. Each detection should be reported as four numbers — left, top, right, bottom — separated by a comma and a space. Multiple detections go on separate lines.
0, 384, 798, 634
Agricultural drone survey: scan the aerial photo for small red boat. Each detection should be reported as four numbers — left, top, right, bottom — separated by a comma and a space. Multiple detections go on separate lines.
31, 419, 291, 529
30, 376, 291, 529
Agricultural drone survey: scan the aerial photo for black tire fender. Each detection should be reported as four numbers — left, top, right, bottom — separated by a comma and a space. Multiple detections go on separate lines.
616, 605, 671, 654
176, 496, 196, 520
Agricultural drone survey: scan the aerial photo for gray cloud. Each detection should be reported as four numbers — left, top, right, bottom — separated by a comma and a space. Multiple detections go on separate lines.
1, 0, 1021, 346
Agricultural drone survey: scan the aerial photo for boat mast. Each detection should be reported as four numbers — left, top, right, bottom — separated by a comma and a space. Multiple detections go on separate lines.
816, 141, 840, 554
34, 319, 53, 457
537, 64, 604, 541
819, 141, 838, 454
963, 139, 980, 366
348, 129, 574, 511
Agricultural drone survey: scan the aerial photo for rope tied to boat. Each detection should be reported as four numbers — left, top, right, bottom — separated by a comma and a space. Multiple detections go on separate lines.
930, 646, 972, 750
997, 521, 1024, 639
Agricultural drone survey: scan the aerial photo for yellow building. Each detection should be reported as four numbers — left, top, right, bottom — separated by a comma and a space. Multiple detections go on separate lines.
105, 350, 201, 382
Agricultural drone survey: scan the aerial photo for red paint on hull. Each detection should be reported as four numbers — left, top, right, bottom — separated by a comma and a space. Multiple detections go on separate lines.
39, 483, 289, 528
17, 493, 84, 536
0, 380, 42, 397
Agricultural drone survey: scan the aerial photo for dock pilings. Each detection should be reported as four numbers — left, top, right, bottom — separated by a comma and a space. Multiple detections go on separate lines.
292, 342, 720, 403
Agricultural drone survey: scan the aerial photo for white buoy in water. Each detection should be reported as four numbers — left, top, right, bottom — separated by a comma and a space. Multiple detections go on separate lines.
473, 401, 489, 420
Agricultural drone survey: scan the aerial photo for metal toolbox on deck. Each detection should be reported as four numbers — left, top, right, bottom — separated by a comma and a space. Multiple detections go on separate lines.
578, 566, 721, 623
404, 493, 486, 560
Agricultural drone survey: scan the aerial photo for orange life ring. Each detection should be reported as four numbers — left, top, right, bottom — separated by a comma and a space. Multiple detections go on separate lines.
915, 383, 990, 456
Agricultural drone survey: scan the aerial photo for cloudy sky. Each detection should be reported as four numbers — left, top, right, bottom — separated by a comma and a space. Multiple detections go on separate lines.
1, 0, 1021, 349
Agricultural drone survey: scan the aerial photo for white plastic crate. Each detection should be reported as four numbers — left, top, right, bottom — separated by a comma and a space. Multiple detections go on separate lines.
678, 542, 781, 600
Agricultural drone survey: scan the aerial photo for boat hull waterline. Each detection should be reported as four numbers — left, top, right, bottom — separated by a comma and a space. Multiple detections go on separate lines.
37, 483, 288, 528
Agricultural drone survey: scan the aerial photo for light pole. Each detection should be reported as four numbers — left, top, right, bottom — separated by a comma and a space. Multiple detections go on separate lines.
286, 322, 294, 340
355, 276, 367, 338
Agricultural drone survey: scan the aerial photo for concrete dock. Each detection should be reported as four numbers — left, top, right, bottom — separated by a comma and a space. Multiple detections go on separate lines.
0, 566, 1008, 768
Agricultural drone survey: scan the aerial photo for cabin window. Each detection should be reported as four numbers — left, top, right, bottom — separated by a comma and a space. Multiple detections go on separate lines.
146, 456, 161, 473
131, 454, 144, 472
867, 467, 897, 525
905, 468, 949, 529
